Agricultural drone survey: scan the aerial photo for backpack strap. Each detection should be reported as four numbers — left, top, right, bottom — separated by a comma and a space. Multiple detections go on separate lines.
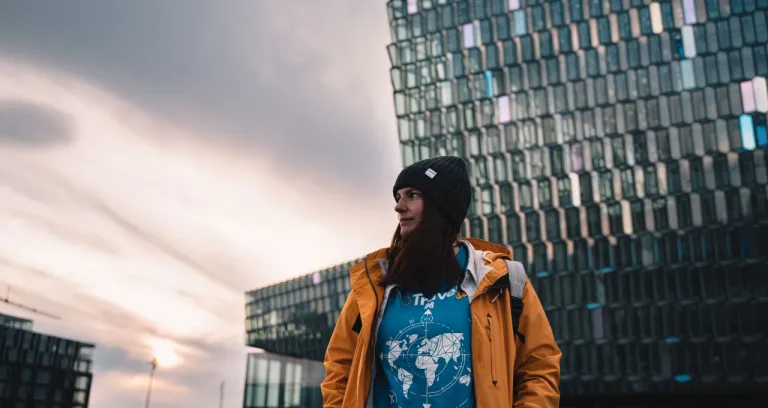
504, 259, 527, 344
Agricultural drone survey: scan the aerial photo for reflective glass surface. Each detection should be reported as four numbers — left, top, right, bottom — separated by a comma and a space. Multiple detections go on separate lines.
0, 314, 94, 408
385, 0, 768, 397
245, 259, 359, 361
244, 0, 768, 401
243, 352, 324, 408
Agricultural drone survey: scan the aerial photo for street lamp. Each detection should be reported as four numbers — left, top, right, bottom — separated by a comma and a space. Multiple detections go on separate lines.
145, 357, 158, 408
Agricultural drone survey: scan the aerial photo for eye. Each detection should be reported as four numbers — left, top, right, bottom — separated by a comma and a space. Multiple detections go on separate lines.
409, 191, 422, 199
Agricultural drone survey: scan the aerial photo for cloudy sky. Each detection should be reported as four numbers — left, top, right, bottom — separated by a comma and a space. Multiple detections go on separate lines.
0, 1, 400, 407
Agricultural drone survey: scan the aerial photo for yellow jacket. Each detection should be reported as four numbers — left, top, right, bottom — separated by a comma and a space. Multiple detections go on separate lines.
321, 238, 561, 407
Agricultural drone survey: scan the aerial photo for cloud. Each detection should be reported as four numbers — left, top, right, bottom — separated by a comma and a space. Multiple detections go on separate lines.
0, 2, 405, 406
0, 244, 249, 408
0, 5, 401, 404
0, 100, 76, 147
0, 0, 401, 198
92, 371, 192, 408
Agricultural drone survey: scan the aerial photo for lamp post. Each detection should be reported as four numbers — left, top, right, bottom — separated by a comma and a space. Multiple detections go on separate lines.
219, 381, 225, 408
145, 357, 157, 408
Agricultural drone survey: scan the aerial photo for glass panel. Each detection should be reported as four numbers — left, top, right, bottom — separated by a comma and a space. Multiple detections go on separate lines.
520, 182, 533, 209
489, 216, 503, 244
683, 0, 697, 24
482, 187, 495, 214
507, 214, 522, 244
566, 207, 581, 238
463, 23, 475, 48
558, 177, 572, 206
526, 212, 541, 242
500, 183, 516, 212
539, 179, 552, 208
292, 364, 303, 405
497, 15, 510, 40
514, 10, 527, 35
494, 155, 508, 181
546, 210, 561, 240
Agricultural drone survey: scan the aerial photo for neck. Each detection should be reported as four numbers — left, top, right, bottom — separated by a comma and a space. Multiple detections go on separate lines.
453, 241, 460, 255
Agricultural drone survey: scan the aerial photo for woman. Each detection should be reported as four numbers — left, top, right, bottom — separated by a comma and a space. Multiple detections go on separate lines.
321, 156, 561, 407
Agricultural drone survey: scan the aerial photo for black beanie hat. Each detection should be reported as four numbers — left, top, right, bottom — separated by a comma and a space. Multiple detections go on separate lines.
393, 156, 472, 232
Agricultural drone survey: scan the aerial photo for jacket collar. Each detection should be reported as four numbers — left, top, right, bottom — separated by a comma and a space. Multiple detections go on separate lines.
460, 238, 515, 300
461, 239, 489, 287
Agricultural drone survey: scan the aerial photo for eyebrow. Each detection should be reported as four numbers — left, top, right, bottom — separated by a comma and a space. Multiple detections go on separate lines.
397, 188, 420, 195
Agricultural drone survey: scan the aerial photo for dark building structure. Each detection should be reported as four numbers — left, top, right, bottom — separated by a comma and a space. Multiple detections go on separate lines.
385, 0, 768, 399
245, 259, 359, 362
0, 313, 94, 408
242, 351, 325, 408
243, 0, 768, 406
244, 259, 359, 407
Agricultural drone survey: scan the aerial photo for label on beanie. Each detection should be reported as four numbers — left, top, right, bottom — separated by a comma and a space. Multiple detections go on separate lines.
425, 168, 437, 178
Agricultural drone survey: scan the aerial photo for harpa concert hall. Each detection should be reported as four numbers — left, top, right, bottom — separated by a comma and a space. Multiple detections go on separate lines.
243, 1, 768, 407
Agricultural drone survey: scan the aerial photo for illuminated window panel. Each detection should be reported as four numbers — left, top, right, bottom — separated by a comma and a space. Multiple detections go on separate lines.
754, 76, 768, 112
683, 0, 698, 25
462, 22, 475, 48
407, 0, 418, 15
740, 114, 757, 150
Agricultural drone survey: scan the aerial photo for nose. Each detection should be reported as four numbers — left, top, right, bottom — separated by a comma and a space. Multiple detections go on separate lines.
394, 198, 406, 213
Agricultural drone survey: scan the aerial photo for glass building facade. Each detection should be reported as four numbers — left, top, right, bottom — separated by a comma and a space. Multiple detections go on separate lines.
386, 0, 767, 397
242, 351, 325, 408
245, 259, 360, 362
243, 0, 768, 404
0, 313, 94, 407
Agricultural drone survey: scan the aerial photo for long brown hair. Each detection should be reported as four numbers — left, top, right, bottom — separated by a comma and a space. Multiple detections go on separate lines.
383, 198, 464, 298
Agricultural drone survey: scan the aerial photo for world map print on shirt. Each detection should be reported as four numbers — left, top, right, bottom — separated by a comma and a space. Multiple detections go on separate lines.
373, 285, 475, 408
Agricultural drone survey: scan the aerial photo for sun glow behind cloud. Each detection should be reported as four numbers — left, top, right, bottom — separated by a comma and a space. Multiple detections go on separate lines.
0, 53, 397, 407
149, 338, 182, 368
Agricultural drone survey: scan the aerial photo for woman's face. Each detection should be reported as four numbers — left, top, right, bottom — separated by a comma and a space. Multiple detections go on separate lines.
394, 187, 424, 237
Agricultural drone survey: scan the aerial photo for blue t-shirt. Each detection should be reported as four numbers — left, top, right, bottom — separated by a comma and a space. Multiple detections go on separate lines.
373, 244, 475, 408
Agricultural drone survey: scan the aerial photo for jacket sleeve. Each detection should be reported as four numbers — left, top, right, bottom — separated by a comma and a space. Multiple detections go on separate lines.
513, 280, 562, 408
321, 293, 360, 408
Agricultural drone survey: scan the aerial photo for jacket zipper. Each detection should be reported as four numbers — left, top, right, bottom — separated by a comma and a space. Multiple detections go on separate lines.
472, 286, 498, 388
486, 313, 499, 388
362, 251, 506, 399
